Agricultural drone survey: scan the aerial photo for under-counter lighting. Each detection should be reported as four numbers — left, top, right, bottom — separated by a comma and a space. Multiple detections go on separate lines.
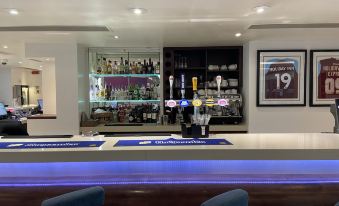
254, 5, 269, 14
235, 33, 242, 37
9, 9, 19, 15
130, 8, 147, 15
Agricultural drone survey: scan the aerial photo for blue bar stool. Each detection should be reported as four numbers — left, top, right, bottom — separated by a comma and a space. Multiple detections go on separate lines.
41, 186, 105, 206
201, 189, 248, 206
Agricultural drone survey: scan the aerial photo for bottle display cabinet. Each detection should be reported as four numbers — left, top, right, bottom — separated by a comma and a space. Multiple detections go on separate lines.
88, 48, 161, 125
163, 46, 243, 125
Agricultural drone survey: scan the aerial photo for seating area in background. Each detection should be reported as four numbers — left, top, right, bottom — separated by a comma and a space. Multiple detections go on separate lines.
0, 120, 28, 136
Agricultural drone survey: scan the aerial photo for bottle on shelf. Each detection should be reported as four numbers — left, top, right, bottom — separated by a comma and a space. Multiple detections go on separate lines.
113, 61, 118, 74
147, 104, 152, 123
155, 62, 160, 74
146, 83, 151, 100
148, 58, 153, 74
124, 59, 129, 74
107, 60, 113, 74
142, 59, 147, 74
96, 58, 102, 74
151, 104, 158, 123
119, 57, 124, 74
101, 57, 108, 74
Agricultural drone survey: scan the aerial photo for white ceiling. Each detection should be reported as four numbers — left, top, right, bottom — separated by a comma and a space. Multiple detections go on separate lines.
1, 0, 339, 64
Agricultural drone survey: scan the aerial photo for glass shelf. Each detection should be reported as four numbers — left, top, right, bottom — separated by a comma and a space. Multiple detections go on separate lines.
90, 100, 161, 103
89, 74, 160, 78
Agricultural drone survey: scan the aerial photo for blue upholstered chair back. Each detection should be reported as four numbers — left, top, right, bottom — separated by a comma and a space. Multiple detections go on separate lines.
201, 189, 248, 206
41, 186, 105, 206
335, 202, 339, 206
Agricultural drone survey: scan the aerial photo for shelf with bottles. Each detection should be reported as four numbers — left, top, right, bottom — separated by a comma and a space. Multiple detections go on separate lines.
89, 74, 160, 78
90, 50, 160, 75
90, 102, 161, 125
90, 100, 161, 103
89, 80, 161, 102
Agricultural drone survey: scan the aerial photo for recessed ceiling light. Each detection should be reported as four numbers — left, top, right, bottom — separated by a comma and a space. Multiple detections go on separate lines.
130, 8, 147, 15
39, 65, 43, 68
235, 33, 242, 37
3, 45, 8, 49
18, 61, 22, 64
9, 9, 19, 15
45, 58, 50, 61
254, 6, 269, 14
114, 35, 119, 39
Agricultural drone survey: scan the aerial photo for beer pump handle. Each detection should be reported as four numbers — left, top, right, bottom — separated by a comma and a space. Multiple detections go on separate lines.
192, 77, 198, 92
181, 73, 185, 99
169, 75, 174, 99
216, 75, 221, 98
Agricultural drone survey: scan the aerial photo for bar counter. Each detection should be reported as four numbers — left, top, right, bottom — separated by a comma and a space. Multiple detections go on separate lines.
0, 133, 339, 162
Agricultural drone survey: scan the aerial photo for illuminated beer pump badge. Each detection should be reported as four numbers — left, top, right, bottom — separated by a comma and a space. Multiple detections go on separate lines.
218, 99, 229, 107
205, 98, 215, 107
180, 99, 189, 107
166, 100, 177, 108
192, 99, 202, 107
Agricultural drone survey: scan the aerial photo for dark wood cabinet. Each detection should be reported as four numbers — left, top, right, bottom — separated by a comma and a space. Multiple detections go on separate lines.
163, 46, 243, 125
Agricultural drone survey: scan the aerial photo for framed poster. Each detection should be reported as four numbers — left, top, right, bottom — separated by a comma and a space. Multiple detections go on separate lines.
310, 50, 339, 106
257, 50, 306, 106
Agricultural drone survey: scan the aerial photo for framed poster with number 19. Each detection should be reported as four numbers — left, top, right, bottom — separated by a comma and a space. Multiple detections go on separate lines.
257, 50, 306, 106
310, 50, 339, 106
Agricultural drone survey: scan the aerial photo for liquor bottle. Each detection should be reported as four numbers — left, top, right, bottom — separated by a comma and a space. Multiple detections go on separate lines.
143, 59, 147, 74
102, 57, 108, 74
120, 57, 124, 74
113, 61, 118, 74
155, 62, 160, 74
107, 60, 113, 74
96, 58, 102, 74
118, 105, 125, 122
146, 83, 151, 100
105, 84, 110, 100
128, 111, 135, 123
151, 104, 158, 123
142, 104, 147, 122
124, 60, 129, 74
148, 58, 153, 74
110, 86, 115, 100
147, 104, 152, 123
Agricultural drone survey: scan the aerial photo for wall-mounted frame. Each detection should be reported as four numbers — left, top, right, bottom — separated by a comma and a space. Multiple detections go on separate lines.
310, 50, 339, 106
257, 50, 307, 106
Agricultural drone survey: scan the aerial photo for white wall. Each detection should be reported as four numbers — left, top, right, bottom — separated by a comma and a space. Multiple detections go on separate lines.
26, 43, 79, 135
77, 44, 89, 119
245, 39, 336, 133
41, 62, 56, 115
0, 67, 12, 106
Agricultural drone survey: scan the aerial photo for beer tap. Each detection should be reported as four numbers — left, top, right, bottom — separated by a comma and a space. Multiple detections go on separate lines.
192, 77, 202, 124
167, 75, 177, 109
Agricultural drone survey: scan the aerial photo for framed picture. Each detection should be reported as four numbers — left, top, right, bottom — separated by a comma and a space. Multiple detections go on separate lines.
310, 50, 339, 106
257, 50, 307, 106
